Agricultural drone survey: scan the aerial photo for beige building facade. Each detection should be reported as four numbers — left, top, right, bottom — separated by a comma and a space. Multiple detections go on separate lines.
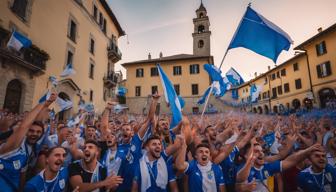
0, 0, 124, 118
232, 24, 336, 114
122, 3, 228, 114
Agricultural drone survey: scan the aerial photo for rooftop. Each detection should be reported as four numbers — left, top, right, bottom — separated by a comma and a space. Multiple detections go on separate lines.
121, 54, 213, 66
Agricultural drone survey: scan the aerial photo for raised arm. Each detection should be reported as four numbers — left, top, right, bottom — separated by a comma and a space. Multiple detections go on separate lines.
175, 135, 188, 172
236, 142, 255, 183
0, 93, 56, 155
265, 133, 297, 162
100, 101, 117, 136
281, 143, 323, 171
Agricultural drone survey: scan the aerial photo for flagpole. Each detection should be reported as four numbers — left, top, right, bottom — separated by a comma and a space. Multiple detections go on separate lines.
218, 5, 249, 69
200, 83, 214, 122
201, 4, 250, 119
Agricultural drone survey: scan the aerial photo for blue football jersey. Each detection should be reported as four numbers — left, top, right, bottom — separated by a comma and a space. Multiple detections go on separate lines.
0, 142, 28, 191
298, 165, 336, 192
24, 167, 69, 192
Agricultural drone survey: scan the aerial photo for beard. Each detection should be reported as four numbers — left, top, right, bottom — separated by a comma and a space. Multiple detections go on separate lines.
84, 152, 96, 163
149, 149, 161, 159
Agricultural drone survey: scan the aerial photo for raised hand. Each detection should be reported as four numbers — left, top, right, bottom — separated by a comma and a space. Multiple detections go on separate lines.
44, 92, 57, 107
104, 175, 124, 189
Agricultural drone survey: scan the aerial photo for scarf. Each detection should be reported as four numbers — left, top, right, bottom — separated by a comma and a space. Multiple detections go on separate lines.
139, 154, 168, 192
197, 161, 217, 192
105, 149, 122, 176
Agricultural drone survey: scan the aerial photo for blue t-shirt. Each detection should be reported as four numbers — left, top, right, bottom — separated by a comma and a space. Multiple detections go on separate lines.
246, 160, 282, 182
133, 152, 176, 192
185, 160, 225, 192
23, 167, 68, 192
113, 134, 143, 192
0, 142, 28, 192
298, 165, 336, 192
239, 160, 281, 192
220, 146, 240, 184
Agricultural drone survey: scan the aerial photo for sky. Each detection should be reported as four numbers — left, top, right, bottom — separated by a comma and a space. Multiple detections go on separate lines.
108, 0, 336, 81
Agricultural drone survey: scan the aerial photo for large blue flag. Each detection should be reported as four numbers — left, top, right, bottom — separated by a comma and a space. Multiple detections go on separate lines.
203, 64, 227, 97
157, 64, 182, 129
228, 6, 293, 62
226, 67, 244, 86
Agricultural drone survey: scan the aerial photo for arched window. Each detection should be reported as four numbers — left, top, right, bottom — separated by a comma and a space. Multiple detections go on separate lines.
199, 13, 204, 18
292, 99, 301, 110
198, 40, 204, 48
57, 92, 71, 121
198, 25, 205, 33
4, 79, 22, 113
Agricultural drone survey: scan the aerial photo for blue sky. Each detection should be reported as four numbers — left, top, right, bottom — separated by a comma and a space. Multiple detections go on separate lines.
108, 0, 336, 81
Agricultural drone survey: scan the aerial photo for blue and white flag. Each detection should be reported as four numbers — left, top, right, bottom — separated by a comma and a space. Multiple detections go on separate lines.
49, 76, 58, 87
228, 6, 293, 62
198, 86, 211, 105
203, 64, 227, 97
226, 67, 244, 86
84, 103, 95, 113
60, 64, 76, 77
55, 97, 73, 112
7, 31, 32, 51
38, 90, 51, 104
250, 84, 263, 102
157, 64, 182, 129
117, 87, 127, 96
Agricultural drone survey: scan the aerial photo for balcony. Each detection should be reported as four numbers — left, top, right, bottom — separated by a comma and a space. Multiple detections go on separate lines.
0, 27, 49, 74
103, 70, 120, 88
107, 41, 122, 63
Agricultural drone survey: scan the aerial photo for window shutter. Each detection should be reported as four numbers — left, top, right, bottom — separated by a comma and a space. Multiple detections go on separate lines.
322, 41, 327, 54
316, 44, 320, 56
326, 61, 332, 76
317, 65, 322, 78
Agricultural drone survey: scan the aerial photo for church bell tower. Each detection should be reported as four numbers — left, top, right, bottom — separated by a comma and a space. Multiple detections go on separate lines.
193, 2, 211, 56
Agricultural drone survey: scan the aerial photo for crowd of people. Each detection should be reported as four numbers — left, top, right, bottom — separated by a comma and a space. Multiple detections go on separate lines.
1, 92, 336, 192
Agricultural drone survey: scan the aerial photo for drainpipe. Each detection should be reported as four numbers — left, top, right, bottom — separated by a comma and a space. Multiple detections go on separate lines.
297, 49, 315, 103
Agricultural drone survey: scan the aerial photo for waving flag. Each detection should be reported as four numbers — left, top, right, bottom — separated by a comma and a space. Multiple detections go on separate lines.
204, 64, 228, 97
157, 64, 182, 129
49, 76, 58, 87
228, 6, 293, 62
54, 97, 73, 113
7, 31, 32, 51
226, 67, 244, 86
60, 64, 76, 77
250, 84, 263, 102
38, 90, 51, 104
198, 86, 211, 105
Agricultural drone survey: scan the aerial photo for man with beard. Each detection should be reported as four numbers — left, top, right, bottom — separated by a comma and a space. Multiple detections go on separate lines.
24, 146, 68, 192
69, 140, 123, 192
0, 93, 56, 192
236, 142, 324, 192
132, 135, 177, 192
176, 130, 226, 192
297, 148, 336, 192
100, 95, 159, 191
